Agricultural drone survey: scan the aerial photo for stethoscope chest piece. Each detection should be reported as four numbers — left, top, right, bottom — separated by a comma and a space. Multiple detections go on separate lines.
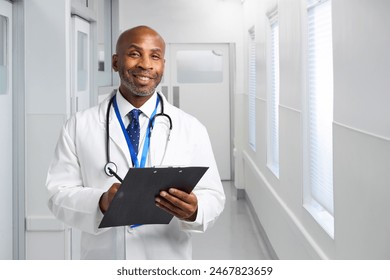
104, 161, 118, 177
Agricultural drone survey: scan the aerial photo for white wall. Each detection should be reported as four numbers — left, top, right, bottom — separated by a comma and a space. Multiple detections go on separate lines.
117, 0, 243, 44
332, 0, 390, 259
238, 0, 390, 259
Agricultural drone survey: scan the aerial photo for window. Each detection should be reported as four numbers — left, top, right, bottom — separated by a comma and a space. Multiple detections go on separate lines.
77, 31, 88, 91
267, 10, 280, 177
303, 0, 334, 238
176, 50, 223, 84
248, 27, 256, 151
72, 15, 90, 113
0, 15, 7, 95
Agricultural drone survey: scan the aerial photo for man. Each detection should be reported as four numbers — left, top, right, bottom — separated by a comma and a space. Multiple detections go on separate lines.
46, 26, 225, 259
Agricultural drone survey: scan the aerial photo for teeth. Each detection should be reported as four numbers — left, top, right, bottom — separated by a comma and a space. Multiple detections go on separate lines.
138, 76, 150, 81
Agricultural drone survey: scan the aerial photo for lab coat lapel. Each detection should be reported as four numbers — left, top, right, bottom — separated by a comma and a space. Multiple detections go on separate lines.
109, 115, 132, 167
98, 92, 132, 167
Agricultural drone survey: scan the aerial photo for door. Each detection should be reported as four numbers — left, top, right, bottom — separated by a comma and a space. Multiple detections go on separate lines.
0, 0, 13, 259
158, 44, 231, 180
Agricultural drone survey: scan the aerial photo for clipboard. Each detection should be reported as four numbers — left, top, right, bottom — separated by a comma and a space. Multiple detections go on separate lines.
98, 166, 209, 228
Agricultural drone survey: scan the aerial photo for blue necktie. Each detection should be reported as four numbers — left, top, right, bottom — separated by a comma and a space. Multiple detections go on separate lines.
127, 109, 141, 156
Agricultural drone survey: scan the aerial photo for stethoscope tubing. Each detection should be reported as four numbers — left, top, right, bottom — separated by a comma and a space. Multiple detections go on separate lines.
104, 92, 172, 178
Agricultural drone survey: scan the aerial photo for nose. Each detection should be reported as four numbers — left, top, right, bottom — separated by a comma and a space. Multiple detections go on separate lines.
137, 55, 152, 70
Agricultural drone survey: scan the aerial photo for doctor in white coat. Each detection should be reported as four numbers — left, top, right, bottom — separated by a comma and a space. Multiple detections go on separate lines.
46, 26, 225, 259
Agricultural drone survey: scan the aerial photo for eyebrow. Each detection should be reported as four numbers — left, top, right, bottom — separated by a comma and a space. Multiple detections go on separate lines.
127, 44, 163, 53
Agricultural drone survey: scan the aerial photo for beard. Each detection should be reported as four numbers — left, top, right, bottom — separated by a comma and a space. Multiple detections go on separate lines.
119, 68, 162, 97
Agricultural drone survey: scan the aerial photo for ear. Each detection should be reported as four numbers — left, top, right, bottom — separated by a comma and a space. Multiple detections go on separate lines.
112, 54, 119, 72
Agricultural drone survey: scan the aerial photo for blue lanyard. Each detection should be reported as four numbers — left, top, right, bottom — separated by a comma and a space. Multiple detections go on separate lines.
112, 94, 160, 168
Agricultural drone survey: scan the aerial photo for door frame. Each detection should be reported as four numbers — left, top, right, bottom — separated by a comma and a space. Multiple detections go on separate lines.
12, 0, 26, 260
228, 42, 235, 182
0, 0, 13, 260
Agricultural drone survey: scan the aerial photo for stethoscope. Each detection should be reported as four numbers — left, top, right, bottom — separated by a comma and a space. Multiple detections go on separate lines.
104, 91, 172, 181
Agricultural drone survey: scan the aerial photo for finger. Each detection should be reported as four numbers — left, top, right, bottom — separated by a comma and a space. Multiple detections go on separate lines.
155, 197, 198, 221
155, 197, 188, 218
156, 190, 198, 220
168, 189, 199, 205
160, 189, 197, 211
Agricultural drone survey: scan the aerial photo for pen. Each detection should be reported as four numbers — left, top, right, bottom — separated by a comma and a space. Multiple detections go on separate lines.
107, 167, 123, 183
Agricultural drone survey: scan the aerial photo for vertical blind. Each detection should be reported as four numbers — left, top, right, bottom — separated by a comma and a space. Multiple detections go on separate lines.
267, 16, 280, 177
248, 27, 256, 151
306, 0, 334, 215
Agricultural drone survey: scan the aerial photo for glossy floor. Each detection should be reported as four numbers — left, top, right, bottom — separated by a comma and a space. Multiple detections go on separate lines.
192, 181, 273, 260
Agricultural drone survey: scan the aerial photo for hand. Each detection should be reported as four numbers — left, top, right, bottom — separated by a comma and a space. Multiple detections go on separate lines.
99, 183, 121, 213
155, 188, 198, 222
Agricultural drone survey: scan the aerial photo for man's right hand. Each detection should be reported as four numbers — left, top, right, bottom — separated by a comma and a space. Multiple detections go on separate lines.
99, 183, 121, 213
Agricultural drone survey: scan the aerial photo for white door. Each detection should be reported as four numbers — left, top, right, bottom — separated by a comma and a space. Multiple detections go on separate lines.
72, 15, 90, 113
0, 0, 13, 259
158, 44, 231, 180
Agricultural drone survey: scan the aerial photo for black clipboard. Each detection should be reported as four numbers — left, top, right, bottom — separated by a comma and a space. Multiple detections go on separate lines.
98, 166, 208, 228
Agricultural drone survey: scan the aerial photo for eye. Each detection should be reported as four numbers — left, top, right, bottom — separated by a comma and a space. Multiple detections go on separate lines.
151, 54, 161, 60
128, 51, 141, 58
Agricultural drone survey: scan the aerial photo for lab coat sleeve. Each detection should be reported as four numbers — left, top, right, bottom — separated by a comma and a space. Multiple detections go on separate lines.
179, 123, 225, 233
46, 117, 106, 235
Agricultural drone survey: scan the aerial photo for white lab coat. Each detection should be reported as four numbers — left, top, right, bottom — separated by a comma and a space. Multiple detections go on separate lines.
46, 91, 225, 259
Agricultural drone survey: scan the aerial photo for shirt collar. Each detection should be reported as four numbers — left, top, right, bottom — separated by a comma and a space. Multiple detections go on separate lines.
116, 89, 158, 120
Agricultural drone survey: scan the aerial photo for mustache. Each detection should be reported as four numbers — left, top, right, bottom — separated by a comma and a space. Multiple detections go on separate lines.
129, 70, 158, 79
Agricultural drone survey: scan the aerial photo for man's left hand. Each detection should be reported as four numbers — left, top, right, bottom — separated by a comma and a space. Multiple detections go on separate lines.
155, 188, 198, 222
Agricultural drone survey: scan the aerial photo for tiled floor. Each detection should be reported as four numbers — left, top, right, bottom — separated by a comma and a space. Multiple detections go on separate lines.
192, 181, 273, 260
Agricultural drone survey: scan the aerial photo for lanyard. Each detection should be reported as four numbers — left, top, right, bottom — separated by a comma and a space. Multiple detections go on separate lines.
112, 94, 160, 168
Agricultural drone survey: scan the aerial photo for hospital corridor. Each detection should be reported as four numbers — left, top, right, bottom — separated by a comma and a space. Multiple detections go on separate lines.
1, 0, 390, 261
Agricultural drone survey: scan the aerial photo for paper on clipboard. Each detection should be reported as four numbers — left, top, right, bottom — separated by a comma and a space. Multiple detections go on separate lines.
98, 166, 208, 228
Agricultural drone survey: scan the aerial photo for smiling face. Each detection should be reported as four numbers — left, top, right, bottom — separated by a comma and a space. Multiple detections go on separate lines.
112, 26, 165, 106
